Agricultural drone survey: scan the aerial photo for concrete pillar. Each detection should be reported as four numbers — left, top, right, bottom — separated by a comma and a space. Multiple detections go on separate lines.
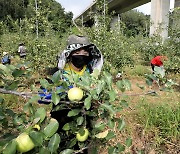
94, 15, 99, 27
150, 0, 170, 40
110, 15, 121, 31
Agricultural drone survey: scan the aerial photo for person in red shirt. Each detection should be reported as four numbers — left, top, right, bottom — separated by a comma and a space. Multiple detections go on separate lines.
150, 56, 168, 73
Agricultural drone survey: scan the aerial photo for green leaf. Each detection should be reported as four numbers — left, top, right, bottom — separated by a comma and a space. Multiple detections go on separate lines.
0, 97, 4, 103
0, 64, 11, 74
116, 79, 131, 92
108, 119, 115, 129
104, 72, 113, 89
29, 131, 44, 146
60, 149, 74, 154
76, 116, 84, 125
109, 90, 117, 102
125, 137, 132, 147
116, 80, 125, 92
118, 118, 125, 131
39, 147, 50, 154
95, 122, 105, 131
52, 92, 60, 105
12, 69, 24, 78
120, 100, 128, 108
68, 138, 77, 148
34, 107, 46, 123
13, 115, 24, 125
44, 118, 59, 137
6, 109, 15, 117
62, 123, 70, 131
48, 133, 61, 153
33, 117, 41, 124
84, 96, 91, 110
67, 109, 80, 117
101, 103, 115, 115
6, 81, 19, 90
51, 71, 61, 83
40, 79, 50, 89
2, 139, 17, 154
105, 131, 116, 140
104, 72, 112, 84
28, 95, 41, 103
96, 81, 105, 95
117, 143, 125, 152
91, 68, 100, 78
108, 146, 118, 154
146, 78, 153, 86
123, 79, 131, 90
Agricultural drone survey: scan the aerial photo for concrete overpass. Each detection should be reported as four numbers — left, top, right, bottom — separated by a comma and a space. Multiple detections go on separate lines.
74, 0, 179, 40
74, 0, 151, 23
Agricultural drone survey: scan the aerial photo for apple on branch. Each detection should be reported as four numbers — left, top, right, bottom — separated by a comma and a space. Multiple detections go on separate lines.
15, 132, 35, 153
76, 128, 89, 142
68, 87, 83, 101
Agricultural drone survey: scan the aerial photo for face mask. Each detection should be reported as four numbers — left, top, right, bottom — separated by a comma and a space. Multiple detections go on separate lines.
71, 55, 91, 68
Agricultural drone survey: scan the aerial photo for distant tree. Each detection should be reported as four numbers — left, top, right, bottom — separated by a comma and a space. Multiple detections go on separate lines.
0, 0, 73, 36
120, 10, 150, 37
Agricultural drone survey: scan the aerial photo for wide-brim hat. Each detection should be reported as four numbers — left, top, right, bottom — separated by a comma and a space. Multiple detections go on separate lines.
3, 52, 7, 56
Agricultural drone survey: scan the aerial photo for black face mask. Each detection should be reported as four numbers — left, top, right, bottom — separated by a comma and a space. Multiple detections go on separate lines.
71, 55, 91, 68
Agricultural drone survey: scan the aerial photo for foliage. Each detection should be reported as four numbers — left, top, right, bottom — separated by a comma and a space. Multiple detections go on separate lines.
0, 1, 179, 153
0, 0, 73, 36
0, 63, 133, 153
121, 10, 150, 37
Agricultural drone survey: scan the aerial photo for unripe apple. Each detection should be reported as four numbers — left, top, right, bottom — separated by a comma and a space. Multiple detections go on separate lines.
76, 128, 89, 142
33, 124, 40, 131
16, 132, 35, 153
68, 87, 83, 101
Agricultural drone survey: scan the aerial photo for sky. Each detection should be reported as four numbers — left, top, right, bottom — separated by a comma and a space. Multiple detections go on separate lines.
56, 0, 175, 19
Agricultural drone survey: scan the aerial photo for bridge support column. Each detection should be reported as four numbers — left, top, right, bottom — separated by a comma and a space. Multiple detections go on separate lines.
150, 0, 170, 40
110, 15, 121, 31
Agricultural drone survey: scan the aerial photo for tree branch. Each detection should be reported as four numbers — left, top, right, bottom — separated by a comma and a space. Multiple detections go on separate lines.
0, 88, 33, 98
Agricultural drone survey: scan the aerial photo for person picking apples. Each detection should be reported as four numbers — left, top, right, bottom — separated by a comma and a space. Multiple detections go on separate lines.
37, 34, 104, 153
38, 34, 104, 104
51, 34, 104, 120
150, 55, 168, 74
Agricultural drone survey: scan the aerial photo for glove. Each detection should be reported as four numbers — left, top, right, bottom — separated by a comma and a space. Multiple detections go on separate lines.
38, 88, 52, 104
38, 85, 74, 104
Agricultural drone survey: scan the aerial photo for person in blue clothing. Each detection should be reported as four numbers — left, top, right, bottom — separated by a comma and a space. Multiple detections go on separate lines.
1, 52, 11, 65
38, 35, 103, 152
38, 34, 103, 103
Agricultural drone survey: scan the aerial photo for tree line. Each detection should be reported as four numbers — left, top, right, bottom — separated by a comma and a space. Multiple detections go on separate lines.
0, 0, 73, 36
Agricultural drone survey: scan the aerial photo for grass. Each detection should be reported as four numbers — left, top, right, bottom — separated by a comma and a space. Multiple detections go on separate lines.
123, 65, 151, 78
136, 101, 180, 140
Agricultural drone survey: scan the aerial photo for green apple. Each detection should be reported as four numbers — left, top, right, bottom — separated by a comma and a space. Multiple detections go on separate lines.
76, 128, 89, 142
68, 87, 83, 101
16, 132, 35, 153
33, 124, 40, 131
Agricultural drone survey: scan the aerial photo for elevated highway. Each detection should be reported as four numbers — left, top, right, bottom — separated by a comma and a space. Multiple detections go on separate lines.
74, 0, 150, 22
74, 0, 179, 40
